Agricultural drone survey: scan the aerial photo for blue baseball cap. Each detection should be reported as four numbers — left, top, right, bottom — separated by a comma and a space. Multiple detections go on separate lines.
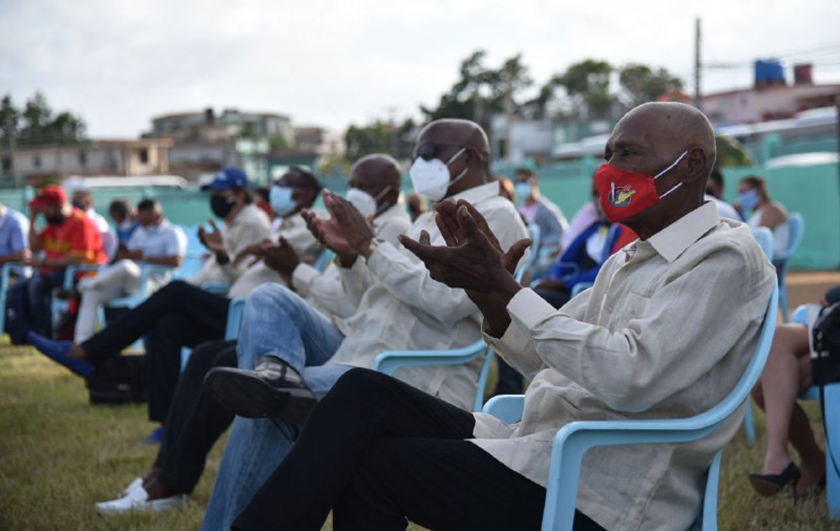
203, 167, 249, 191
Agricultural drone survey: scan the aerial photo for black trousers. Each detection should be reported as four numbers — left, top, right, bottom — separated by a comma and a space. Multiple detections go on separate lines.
82, 280, 230, 422
154, 339, 238, 495
233, 368, 605, 531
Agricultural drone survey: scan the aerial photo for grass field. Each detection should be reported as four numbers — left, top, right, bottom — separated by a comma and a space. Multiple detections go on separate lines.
2, 344, 838, 530
3, 285, 840, 531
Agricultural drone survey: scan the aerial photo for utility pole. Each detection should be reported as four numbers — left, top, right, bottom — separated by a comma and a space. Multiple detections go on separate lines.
504, 66, 514, 163
694, 17, 702, 111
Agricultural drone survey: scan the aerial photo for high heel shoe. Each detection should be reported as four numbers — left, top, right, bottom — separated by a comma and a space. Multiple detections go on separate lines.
749, 462, 802, 497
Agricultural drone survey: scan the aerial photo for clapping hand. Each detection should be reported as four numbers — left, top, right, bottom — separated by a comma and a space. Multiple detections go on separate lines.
303, 190, 374, 265
399, 199, 531, 292
198, 220, 227, 256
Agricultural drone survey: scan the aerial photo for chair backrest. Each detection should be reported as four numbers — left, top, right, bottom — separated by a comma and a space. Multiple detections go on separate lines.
775, 212, 804, 261
314, 249, 335, 272
751, 227, 774, 260
224, 298, 247, 340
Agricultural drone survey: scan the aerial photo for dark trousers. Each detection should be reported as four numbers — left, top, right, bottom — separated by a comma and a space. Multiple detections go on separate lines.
155, 339, 238, 495
233, 368, 604, 531
5, 269, 65, 344
82, 280, 230, 422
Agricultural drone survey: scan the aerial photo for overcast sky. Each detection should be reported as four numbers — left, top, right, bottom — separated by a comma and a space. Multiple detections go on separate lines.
2, 0, 838, 138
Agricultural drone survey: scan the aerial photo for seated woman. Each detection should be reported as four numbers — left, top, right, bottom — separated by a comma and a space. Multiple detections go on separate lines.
533, 219, 636, 309
738, 175, 790, 258
749, 285, 840, 499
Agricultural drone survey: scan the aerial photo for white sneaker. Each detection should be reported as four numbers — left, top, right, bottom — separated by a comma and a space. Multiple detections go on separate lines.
95, 485, 186, 515
122, 477, 143, 496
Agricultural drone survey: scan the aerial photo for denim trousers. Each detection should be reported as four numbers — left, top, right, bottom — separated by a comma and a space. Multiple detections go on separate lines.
201, 284, 349, 531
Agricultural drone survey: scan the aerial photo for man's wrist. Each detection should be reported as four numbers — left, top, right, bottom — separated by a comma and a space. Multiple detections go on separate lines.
360, 238, 376, 260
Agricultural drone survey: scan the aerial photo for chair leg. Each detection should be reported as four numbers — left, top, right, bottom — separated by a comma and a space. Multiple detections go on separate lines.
780, 284, 790, 323
743, 397, 757, 444
825, 386, 840, 519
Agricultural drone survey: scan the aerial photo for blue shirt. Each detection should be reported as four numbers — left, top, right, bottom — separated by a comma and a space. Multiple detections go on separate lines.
0, 208, 29, 257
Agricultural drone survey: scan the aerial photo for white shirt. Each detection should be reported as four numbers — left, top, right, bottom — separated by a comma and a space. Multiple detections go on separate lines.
747, 205, 790, 257
473, 202, 776, 530
86, 208, 116, 258
228, 210, 325, 299
292, 203, 412, 320
125, 220, 187, 286
326, 181, 529, 410
187, 204, 272, 288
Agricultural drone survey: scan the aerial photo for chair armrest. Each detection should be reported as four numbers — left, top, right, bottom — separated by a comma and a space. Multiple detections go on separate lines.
373, 340, 487, 376
570, 282, 593, 297
543, 417, 727, 530
224, 298, 247, 340
64, 264, 103, 289
482, 394, 525, 423
201, 281, 231, 295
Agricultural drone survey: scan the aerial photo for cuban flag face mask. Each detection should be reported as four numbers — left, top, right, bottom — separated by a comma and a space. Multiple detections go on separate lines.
593, 150, 688, 223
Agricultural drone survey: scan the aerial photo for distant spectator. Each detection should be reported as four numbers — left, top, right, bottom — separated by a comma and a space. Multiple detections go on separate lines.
514, 167, 568, 250
705, 167, 740, 220
73, 188, 117, 257
0, 203, 30, 264
560, 180, 602, 252
738, 175, 790, 256
254, 186, 275, 220
74, 199, 187, 342
4, 185, 106, 344
406, 192, 427, 222
748, 285, 840, 499
108, 199, 139, 245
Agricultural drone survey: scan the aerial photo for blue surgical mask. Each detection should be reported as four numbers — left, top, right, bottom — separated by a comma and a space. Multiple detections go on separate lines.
514, 182, 532, 204
270, 186, 297, 217
738, 189, 759, 212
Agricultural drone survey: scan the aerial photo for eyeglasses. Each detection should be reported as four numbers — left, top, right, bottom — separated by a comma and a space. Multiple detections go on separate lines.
413, 142, 470, 162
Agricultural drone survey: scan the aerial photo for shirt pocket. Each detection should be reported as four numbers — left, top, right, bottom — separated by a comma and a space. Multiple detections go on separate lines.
620, 291, 652, 323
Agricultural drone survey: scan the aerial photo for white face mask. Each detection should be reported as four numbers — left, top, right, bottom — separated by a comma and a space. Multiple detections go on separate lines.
514, 182, 532, 204
408, 148, 468, 201
346, 186, 391, 218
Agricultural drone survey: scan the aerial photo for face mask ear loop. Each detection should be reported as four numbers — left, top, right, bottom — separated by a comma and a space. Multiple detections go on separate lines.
444, 147, 467, 166
659, 181, 684, 198
654, 150, 689, 180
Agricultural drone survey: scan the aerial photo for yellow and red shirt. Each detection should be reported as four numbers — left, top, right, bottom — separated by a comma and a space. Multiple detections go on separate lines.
39, 208, 107, 268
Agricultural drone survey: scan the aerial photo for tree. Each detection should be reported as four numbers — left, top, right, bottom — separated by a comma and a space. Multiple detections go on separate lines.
558, 59, 614, 120
5, 91, 86, 146
619, 64, 684, 108
420, 50, 533, 132
0, 95, 18, 144
715, 135, 755, 167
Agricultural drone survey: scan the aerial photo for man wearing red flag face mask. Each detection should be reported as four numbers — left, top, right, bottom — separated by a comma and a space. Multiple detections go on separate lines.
229, 102, 776, 531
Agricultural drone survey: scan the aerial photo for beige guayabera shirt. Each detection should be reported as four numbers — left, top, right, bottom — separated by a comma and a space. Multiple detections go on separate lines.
474, 202, 776, 531
292, 203, 412, 320
328, 181, 529, 410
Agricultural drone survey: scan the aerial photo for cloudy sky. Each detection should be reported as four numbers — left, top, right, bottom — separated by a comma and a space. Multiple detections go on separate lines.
2, 0, 838, 137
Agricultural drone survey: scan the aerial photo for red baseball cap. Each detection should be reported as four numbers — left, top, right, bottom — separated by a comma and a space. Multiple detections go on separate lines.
29, 185, 68, 209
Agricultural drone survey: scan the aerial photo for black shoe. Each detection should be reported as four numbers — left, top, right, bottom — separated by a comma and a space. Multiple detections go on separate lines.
749, 462, 802, 497
204, 356, 317, 425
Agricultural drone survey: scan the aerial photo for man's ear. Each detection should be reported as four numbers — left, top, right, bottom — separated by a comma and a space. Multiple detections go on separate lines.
684, 147, 708, 185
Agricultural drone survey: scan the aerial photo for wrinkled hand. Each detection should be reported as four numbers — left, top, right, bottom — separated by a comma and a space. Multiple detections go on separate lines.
198, 220, 226, 255
302, 208, 357, 262
260, 237, 301, 277
399, 199, 531, 292
233, 243, 263, 268
323, 191, 374, 256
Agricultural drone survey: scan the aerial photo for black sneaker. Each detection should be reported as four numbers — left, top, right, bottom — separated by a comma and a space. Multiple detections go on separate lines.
204, 356, 317, 425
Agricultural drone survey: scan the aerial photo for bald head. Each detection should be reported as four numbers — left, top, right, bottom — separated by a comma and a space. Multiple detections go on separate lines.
417, 119, 491, 162
349, 154, 402, 214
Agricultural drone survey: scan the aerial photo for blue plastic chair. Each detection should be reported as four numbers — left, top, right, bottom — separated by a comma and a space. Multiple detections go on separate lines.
374, 340, 494, 413
313, 248, 335, 272
180, 297, 246, 370
773, 213, 804, 322
483, 283, 779, 530
792, 304, 840, 519
741, 227, 775, 444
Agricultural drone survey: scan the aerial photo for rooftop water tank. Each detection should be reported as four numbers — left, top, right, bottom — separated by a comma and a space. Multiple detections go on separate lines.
754, 59, 786, 87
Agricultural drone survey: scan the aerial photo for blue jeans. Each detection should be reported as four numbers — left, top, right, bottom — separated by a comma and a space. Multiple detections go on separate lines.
201, 284, 349, 530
